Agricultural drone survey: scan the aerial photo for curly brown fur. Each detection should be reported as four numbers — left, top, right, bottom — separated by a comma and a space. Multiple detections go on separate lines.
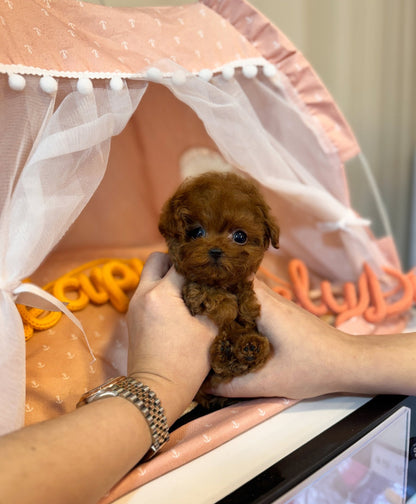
159, 171, 279, 407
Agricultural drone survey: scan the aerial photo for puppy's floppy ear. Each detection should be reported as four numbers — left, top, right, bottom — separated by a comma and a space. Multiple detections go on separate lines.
264, 214, 280, 249
158, 194, 190, 241
254, 190, 280, 250
258, 201, 279, 249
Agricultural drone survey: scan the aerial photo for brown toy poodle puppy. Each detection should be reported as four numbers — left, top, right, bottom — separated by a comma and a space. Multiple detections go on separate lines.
159, 171, 279, 403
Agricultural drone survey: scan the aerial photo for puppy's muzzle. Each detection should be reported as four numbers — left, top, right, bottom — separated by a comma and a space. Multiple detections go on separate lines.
209, 248, 223, 263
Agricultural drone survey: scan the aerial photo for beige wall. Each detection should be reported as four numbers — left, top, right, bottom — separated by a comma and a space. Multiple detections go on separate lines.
87, 0, 416, 267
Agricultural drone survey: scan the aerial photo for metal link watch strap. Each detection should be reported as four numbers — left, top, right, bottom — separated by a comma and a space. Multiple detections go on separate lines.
77, 376, 169, 459
113, 376, 170, 457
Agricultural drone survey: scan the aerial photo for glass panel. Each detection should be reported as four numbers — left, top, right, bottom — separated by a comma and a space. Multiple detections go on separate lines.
279, 406, 410, 504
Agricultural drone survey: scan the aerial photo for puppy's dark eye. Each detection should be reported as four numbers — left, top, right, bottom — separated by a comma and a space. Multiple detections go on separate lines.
232, 230, 247, 245
187, 226, 206, 240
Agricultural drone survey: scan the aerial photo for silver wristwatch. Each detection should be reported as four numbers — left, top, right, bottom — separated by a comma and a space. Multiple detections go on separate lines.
77, 376, 170, 459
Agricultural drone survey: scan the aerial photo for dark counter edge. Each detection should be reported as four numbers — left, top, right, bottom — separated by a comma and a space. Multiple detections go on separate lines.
218, 394, 413, 504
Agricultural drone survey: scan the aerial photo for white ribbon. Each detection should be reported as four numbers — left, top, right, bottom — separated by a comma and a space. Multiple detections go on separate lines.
318, 210, 371, 233
13, 282, 96, 363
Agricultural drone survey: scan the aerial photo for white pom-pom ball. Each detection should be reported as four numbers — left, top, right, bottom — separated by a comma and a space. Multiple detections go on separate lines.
77, 77, 93, 95
40, 75, 58, 94
221, 66, 235, 81
198, 68, 213, 82
263, 64, 277, 78
8, 73, 26, 91
172, 70, 187, 86
109, 76, 124, 91
146, 67, 163, 83
242, 65, 258, 79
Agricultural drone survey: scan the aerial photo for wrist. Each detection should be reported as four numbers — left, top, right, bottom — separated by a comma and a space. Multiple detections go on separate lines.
77, 376, 170, 459
128, 372, 191, 427
302, 328, 361, 398
330, 331, 389, 396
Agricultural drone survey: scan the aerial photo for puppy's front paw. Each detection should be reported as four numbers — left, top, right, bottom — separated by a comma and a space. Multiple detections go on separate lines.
183, 282, 238, 323
182, 282, 207, 316
234, 331, 270, 373
209, 328, 271, 379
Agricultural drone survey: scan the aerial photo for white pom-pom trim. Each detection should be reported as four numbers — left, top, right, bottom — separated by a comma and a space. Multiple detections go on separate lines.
146, 67, 163, 82
40, 75, 58, 94
8, 73, 26, 91
221, 66, 235, 81
263, 64, 277, 78
198, 68, 213, 82
77, 77, 93, 95
242, 65, 258, 79
109, 76, 124, 91
172, 70, 187, 86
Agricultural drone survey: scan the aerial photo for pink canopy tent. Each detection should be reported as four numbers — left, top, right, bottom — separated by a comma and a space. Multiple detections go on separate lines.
0, 0, 405, 497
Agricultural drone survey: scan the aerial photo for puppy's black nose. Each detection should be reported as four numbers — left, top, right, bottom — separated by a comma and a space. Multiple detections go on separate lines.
209, 248, 223, 260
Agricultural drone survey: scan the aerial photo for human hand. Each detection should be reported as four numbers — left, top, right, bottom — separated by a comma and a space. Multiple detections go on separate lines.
127, 252, 216, 425
205, 278, 349, 400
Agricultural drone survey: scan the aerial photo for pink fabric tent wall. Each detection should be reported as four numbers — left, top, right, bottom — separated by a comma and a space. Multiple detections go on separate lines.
0, 0, 400, 451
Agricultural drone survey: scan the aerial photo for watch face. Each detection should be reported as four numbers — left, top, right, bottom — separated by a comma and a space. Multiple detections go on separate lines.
77, 376, 122, 407
94, 376, 121, 392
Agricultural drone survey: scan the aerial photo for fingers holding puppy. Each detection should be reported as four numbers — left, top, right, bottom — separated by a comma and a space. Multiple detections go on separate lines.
127, 252, 217, 424
135, 251, 183, 291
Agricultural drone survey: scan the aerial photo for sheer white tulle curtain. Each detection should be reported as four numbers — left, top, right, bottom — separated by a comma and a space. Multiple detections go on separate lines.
165, 64, 391, 281
0, 77, 146, 434
92, 0, 416, 265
